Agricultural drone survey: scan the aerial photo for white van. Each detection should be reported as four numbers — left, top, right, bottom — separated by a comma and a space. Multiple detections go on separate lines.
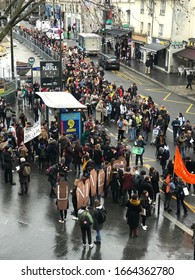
78, 33, 101, 55
46, 28, 63, 40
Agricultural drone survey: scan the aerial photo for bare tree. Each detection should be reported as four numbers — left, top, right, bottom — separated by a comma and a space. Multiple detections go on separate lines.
0, 0, 43, 42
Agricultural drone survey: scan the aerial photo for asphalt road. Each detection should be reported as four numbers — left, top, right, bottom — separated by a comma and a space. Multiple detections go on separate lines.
0, 40, 195, 260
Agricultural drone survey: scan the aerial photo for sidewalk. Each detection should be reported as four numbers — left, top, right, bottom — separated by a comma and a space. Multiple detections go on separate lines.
121, 59, 195, 102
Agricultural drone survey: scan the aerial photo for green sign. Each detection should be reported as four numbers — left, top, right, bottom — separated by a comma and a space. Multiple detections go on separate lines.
28, 57, 35, 66
123, 24, 129, 28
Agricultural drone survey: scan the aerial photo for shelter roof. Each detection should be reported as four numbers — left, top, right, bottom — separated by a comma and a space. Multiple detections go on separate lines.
36, 91, 87, 109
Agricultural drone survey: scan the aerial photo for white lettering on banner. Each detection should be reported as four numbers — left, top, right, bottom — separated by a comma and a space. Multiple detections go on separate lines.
24, 120, 41, 143
42, 63, 57, 71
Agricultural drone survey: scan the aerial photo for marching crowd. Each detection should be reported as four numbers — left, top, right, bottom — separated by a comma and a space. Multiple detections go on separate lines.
1, 44, 195, 252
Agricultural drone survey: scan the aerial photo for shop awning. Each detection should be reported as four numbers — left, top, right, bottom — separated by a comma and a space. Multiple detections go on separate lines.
106, 28, 132, 37
173, 48, 195, 61
141, 43, 167, 52
35, 91, 87, 109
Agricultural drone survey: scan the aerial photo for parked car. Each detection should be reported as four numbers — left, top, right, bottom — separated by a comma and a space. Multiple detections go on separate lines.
98, 53, 120, 70
46, 28, 63, 40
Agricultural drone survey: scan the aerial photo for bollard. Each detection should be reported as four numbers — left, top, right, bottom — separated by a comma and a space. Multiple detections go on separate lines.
157, 193, 161, 215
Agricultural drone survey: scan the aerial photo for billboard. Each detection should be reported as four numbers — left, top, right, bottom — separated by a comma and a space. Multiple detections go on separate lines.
61, 112, 81, 139
40, 61, 60, 89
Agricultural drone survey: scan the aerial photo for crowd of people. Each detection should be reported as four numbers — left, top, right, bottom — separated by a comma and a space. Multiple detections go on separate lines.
1, 42, 195, 251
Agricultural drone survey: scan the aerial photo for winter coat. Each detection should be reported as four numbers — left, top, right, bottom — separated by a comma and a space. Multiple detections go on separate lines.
122, 172, 134, 190
2, 151, 13, 170
140, 180, 154, 200
126, 199, 142, 229
18, 161, 31, 183
111, 171, 120, 192
91, 205, 105, 231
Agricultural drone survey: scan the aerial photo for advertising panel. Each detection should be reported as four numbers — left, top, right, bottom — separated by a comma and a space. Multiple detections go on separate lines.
61, 112, 81, 139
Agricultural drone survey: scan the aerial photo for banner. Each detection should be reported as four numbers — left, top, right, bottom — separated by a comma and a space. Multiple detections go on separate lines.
90, 169, 97, 197
24, 120, 41, 143
97, 169, 105, 195
174, 146, 195, 184
76, 180, 90, 209
56, 181, 69, 211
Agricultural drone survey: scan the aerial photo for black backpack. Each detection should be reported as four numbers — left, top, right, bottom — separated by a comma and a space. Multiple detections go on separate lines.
132, 175, 141, 190
96, 208, 107, 224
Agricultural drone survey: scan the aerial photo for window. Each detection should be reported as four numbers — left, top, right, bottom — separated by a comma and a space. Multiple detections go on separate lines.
148, 0, 153, 15
147, 23, 151, 36
160, 0, 166, 15
159, 24, 164, 36
140, 22, 144, 34
140, 0, 144, 14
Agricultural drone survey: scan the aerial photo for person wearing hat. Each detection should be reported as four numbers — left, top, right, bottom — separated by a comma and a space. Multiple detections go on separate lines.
18, 157, 31, 195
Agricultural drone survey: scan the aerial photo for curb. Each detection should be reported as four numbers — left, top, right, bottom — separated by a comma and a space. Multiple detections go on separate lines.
121, 62, 195, 103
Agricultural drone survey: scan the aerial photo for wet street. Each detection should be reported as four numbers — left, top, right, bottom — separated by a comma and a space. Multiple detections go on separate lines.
0, 133, 194, 260
0, 36, 195, 261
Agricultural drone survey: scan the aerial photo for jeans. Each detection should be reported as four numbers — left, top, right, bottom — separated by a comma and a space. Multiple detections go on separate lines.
96, 230, 101, 242
129, 128, 135, 141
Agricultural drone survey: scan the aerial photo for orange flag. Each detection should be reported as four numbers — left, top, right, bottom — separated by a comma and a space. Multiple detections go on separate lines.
174, 146, 195, 184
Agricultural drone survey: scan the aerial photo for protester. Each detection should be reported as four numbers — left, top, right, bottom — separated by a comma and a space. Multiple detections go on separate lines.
91, 199, 107, 245
126, 194, 142, 238
78, 205, 94, 249
174, 177, 188, 216
17, 157, 31, 195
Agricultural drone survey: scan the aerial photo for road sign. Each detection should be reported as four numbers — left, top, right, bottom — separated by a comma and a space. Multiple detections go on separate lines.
32, 67, 40, 71
28, 57, 35, 66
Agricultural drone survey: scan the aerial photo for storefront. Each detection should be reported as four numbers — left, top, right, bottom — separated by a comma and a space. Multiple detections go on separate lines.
131, 34, 147, 59
173, 47, 195, 68
140, 42, 168, 70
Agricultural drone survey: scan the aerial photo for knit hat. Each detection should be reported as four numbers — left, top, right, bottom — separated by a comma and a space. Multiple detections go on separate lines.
20, 157, 26, 163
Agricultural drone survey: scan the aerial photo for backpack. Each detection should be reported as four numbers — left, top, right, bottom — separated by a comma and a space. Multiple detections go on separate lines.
118, 121, 123, 129
132, 174, 141, 190
96, 208, 107, 224
6, 110, 12, 118
22, 165, 31, 176
80, 212, 92, 227
164, 150, 170, 160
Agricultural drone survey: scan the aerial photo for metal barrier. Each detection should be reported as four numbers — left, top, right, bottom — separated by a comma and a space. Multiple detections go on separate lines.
13, 30, 57, 61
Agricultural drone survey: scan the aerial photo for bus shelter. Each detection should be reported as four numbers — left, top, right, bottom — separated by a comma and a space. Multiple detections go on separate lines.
36, 91, 87, 139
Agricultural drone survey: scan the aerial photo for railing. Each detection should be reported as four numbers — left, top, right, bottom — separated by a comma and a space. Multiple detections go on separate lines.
13, 29, 60, 62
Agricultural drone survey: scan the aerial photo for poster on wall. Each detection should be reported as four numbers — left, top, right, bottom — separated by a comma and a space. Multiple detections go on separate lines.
61, 112, 81, 139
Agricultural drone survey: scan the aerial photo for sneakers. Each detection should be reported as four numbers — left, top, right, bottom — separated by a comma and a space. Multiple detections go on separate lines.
82, 244, 86, 249
58, 219, 65, 223
89, 244, 94, 250
141, 224, 147, 230
72, 217, 78, 220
